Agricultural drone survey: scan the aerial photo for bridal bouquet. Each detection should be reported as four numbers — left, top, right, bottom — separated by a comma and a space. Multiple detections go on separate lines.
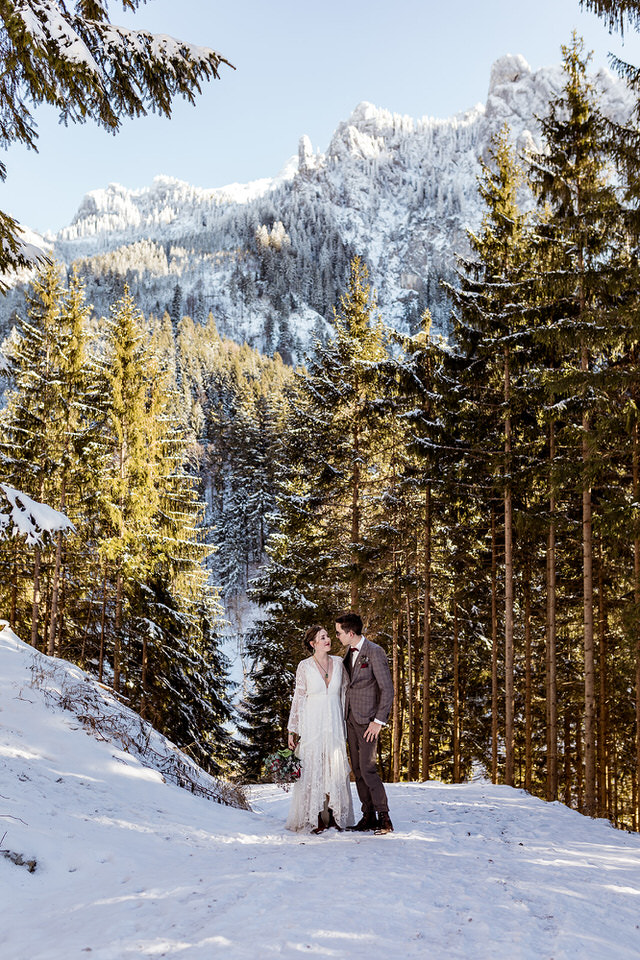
264, 748, 302, 790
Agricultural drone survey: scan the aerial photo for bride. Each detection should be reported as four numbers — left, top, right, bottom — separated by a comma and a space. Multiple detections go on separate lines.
285, 625, 354, 833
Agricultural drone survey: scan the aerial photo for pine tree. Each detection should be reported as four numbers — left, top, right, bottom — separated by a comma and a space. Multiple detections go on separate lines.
0, 2, 232, 279
245, 257, 394, 772
1, 261, 70, 646
0, 263, 106, 658
447, 125, 534, 786
320, 256, 391, 609
47, 271, 101, 656
528, 35, 628, 816
101, 285, 159, 692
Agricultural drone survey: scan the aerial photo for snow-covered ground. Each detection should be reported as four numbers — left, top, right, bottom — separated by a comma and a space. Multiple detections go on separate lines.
2, 625, 640, 960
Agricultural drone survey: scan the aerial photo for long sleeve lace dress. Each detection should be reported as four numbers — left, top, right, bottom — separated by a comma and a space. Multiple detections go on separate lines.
285, 656, 355, 831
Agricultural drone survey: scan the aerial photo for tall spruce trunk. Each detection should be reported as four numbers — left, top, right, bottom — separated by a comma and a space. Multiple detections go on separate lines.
597, 546, 608, 819
582, 342, 596, 817
47, 480, 66, 657
634, 419, 640, 829
30, 544, 42, 649
114, 565, 123, 693
504, 347, 515, 786
392, 572, 400, 782
422, 484, 432, 781
30, 477, 46, 649
350, 417, 360, 610
80, 591, 95, 668
576, 712, 584, 812
546, 420, 558, 801
406, 592, 414, 780
141, 632, 148, 720
10, 544, 18, 630
491, 508, 498, 783
564, 708, 572, 807
524, 560, 532, 793
412, 597, 421, 776
453, 592, 460, 783
57, 561, 66, 653
99, 564, 107, 682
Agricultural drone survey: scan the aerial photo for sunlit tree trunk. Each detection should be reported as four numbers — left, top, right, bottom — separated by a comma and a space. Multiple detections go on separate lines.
597, 544, 608, 819
47, 480, 66, 656
546, 421, 558, 801
421, 484, 431, 781
453, 590, 460, 783
30, 545, 42, 650
524, 560, 532, 793
99, 564, 107, 683
114, 564, 123, 693
392, 566, 400, 782
504, 347, 515, 786
491, 507, 498, 783
10, 543, 18, 630
350, 415, 360, 610
406, 591, 414, 780
634, 419, 640, 829
582, 341, 596, 817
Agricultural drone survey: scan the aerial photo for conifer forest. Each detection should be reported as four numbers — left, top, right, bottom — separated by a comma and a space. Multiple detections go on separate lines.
5, 32, 640, 835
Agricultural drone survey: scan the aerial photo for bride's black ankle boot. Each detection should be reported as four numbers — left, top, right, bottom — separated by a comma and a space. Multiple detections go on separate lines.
327, 808, 342, 831
311, 812, 327, 834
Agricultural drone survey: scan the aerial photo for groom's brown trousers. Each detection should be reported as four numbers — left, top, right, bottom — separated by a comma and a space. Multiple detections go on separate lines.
346, 714, 389, 815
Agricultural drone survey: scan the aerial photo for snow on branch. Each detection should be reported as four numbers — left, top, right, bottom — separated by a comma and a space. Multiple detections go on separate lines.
98, 21, 224, 67
0, 484, 75, 546
0, 213, 50, 289
12, 0, 102, 72
3, 1, 233, 120
0, 3, 231, 285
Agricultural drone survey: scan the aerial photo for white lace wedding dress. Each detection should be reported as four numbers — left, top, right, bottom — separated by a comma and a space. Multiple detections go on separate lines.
285, 655, 355, 831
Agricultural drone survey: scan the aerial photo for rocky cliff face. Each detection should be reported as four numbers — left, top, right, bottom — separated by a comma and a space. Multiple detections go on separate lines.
1, 56, 633, 355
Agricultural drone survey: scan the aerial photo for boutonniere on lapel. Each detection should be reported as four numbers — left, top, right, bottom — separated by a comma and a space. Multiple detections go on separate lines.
359, 656, 370, 669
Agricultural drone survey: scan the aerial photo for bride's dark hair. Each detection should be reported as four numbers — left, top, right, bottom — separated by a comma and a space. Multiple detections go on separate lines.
303, 624, 324, 652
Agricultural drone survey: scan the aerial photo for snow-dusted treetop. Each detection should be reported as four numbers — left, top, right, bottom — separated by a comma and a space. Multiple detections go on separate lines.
0, 483, 75, 546
0, 1, 233, 282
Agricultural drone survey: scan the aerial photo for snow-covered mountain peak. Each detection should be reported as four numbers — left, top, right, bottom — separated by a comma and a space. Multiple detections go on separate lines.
483, 53, 632, 147
3, 53, 636, 353
488, 53, 533, 95
58, 159, 301, 250
328, 100, 417, 160
348, 100, 414, 132
298, 134, 316, 172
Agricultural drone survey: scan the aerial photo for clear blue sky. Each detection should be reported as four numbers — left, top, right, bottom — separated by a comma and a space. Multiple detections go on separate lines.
4, 0, 640, 235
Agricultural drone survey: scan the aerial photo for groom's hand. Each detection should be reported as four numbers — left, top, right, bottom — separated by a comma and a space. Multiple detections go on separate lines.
363, 721, 382, 742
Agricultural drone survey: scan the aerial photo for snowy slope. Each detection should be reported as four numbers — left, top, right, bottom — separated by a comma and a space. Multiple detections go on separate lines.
2, 625, 640, 960
1, 55, 634, 351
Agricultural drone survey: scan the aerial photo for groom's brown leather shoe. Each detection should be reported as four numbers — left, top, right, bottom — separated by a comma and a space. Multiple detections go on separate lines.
374, 812, 394, 835
347, 812, 377, 832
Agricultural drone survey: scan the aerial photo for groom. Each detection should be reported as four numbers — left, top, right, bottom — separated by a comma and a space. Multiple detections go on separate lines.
336, 612, 394, 834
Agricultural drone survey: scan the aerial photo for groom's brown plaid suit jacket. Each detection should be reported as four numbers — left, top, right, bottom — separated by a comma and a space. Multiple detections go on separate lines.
343, 637, 394, 726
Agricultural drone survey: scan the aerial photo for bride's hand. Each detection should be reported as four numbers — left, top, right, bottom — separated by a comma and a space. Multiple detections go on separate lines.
288, 733, 296, 750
